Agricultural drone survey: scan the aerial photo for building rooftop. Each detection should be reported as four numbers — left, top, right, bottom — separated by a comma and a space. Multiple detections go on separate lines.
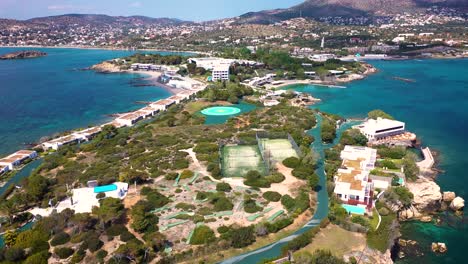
357, 118, 405, 133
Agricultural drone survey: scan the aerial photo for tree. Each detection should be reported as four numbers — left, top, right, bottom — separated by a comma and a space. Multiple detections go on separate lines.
283, 157, 301, 168
3, 230, 18, 247
231, 226, 256, 248
131, 200, 159, 233
368, 109, 394, 120
216, 182, 232, 192
0, 201, 18, 224
190, 225, 215, 245
92, 198, 124, 224
26, 174, 49, 200
402, 152, 419, 181
308, 173, 320, 191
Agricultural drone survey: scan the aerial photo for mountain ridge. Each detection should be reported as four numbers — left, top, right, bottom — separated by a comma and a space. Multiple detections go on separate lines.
236, 0, 468, 24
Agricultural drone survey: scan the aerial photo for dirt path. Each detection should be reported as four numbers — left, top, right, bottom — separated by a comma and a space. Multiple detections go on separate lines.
180, 148, 221, 183
261, 163, 305, 196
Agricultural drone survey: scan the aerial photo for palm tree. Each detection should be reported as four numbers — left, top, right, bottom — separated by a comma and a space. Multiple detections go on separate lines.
0, 201, 17, 225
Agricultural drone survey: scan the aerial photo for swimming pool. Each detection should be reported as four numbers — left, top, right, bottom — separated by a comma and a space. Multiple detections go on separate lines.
342, 204, 366, 215
94, 184, 117, 193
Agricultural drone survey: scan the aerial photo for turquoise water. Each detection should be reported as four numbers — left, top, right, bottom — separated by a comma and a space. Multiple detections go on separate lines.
203, 101, 257, 124
342, 204, 366, 215
291, 59, 468, 264
201, 106, 242, 116
0, 47, 191, 156
94, 184, 118, 193
0, 159, 43, 196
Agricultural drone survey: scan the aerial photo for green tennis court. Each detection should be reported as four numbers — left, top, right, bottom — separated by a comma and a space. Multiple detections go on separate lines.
258, 139, 299, 162
221, 145, 267, 177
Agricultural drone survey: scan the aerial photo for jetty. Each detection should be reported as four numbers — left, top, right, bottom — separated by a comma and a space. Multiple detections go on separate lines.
417, 147, 435, 170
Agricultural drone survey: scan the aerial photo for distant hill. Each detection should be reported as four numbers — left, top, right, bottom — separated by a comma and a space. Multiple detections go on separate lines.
8, 14, 190, 27
236, 0, 468, 24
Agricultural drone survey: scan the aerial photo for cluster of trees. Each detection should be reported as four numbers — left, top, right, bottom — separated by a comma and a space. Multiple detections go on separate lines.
201, 82, 254, 104
123, 53, 187, 65
368, 109, 395, 120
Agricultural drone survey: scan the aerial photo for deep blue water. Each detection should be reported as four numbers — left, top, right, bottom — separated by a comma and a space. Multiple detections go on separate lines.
0, 47, 188, 156
291, 58, 468, 264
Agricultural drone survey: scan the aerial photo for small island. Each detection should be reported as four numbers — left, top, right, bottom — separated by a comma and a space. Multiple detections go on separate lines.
0, 50, 47, 60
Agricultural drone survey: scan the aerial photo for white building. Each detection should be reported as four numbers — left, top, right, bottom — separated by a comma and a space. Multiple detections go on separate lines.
354, 117, 406, 142
212, 64, 230, 81
42, 135, 83, 150
333, 146, 377, 209
188, 57, 233, 71
149, 99, 176, 111
115, 112, 145, 127
0, 150, 38, 170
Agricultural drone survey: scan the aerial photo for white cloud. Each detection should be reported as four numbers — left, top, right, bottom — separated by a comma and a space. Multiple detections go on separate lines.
129, 1, 142, 8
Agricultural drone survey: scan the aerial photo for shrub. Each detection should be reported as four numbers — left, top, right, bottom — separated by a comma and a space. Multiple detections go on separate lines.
281, 195, 296, 210
96, 249, 108, 260
120, 230, 136, 242
54, 247, 74, 259
265, 172, 285, 183
50, 232, 70, 246
283, 157, 301, 168
4, 247, 25, 262
244, 170, 270, 188
216, 182, 232, 192
292, 165, 315, 180
262, 191, 282, 202
190, 225, 215, 245
175, 188, 183, 193
106, 224, 126, 237
96, 192, 106, 199
175, 202, 196, 211
378, 207, 390, 216
165, 173, 178, 181
282, 227, 319, 253
231, 226, 256, 248
180, 170, 194, 179
217, 225, 230, 234
211, 196, 234, 212
244, 199, 262, 213
265, 217, 293, 233
351, 215, 370, 228
24, 251, 49, 264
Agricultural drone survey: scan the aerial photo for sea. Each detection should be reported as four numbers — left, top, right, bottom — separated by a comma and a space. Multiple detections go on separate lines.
292, 58, 468, 264
0, 48, 467, 263
0, 47, 190, 156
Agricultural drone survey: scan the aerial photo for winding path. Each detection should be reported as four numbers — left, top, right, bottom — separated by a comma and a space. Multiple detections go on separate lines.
220, 115, 360, 264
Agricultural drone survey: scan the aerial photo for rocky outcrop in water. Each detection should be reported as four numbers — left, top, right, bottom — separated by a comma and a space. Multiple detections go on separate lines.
406, 178, 442, 213
0, 50, 47, 60
91, 61, 122, 73
431, 242, 447, 254
443, 191, 456, 202
450, 197, 465, 211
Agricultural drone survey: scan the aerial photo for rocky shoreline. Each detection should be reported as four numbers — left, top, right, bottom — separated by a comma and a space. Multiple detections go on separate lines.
386, 159, 465, 262
0, 50, 47, 60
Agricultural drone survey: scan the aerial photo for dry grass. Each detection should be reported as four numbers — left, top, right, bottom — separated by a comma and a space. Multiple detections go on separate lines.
293, 224, 366, 258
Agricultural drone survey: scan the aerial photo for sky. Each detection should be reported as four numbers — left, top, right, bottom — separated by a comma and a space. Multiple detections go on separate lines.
0, 0, 304, 21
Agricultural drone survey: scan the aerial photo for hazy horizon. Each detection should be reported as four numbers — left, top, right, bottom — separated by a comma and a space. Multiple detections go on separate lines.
0, 0, 303, 21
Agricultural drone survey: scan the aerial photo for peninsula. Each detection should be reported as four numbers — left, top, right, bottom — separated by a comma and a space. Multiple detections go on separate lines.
0, 50, 46, 60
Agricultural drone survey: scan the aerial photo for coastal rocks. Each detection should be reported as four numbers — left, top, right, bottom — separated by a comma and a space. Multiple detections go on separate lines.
431, 242, 447, 254
0, 50, 47, 60
406, 178, 442, 213
91, 61, 122, 73
398, 239, 417, 247
449, 197, 465, 211
399, 205, 422, 220
443, 191, 456, 202
420, 215, 432, 222
345, 248, 393, 264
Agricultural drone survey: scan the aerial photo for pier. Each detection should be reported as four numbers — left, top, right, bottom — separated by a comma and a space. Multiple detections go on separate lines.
417, 147, 435, 170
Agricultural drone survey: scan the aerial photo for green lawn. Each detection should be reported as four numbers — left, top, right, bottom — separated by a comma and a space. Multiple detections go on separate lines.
367, 211, 396, 252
